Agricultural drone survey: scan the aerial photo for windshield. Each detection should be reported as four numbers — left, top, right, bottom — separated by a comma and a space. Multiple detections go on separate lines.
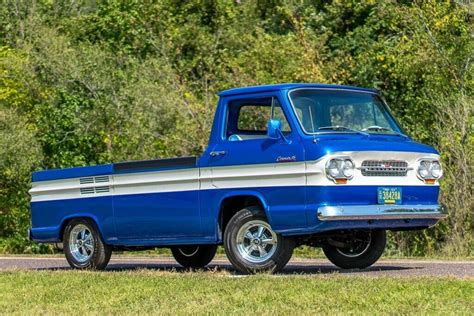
288, 89, 402, 135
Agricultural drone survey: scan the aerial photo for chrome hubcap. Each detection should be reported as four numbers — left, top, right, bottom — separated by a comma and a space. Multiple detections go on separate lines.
69, 224, 94, 263
236, 220, 277, 263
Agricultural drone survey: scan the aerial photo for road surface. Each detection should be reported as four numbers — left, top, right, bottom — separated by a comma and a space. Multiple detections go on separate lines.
1, 256, 472, 278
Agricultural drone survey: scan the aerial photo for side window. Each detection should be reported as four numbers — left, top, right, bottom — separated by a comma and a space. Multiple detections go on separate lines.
237, 105, 269, 132
273, 107, 291, 132
238, 104, 291, 132
226, 97, 291, 141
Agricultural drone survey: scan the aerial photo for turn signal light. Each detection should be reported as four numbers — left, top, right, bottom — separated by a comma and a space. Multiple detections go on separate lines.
424, 179, 436, 184
335, 178, 348, 184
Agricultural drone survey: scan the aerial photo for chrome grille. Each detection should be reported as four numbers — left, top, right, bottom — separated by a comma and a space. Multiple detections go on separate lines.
80, 186, 110, 195
80, 187, 95, 195
79, 176, 110, 195
94, 176, 110, 183
94, 186, 110, 193
360, 160, 409, 177
79, 177, 94, 185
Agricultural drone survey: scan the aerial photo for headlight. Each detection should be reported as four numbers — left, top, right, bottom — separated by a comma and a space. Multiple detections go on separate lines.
418, 161, 430, 179
327, 160, 340, 178
431, 161, 443, 179
342, 160, 355, 178
417, 159, 443, 182
326, 158, 355, 183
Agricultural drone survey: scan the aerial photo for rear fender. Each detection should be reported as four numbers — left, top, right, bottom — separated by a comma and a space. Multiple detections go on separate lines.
58, 213, 108, 242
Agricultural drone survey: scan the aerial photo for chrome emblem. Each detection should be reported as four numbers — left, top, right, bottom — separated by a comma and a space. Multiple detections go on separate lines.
276, 155, 296, 162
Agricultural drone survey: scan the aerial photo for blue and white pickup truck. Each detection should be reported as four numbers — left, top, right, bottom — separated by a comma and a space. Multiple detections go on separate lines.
29, 83, 445, 273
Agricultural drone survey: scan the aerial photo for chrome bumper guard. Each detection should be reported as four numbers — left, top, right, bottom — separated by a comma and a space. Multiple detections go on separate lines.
317, 204, 446, 221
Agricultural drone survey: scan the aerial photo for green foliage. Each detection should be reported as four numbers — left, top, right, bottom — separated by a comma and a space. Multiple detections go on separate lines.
0, 0, 472, 255
0, 107, 44, 252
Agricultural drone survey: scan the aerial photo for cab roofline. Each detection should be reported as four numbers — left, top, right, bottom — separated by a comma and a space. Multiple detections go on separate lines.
218, 83, 378, 97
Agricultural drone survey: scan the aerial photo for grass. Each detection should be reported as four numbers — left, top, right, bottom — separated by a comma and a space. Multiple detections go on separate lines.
1, 270, 473, 314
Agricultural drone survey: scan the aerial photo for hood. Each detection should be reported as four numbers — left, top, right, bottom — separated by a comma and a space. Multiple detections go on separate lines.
303, 134, 438, 160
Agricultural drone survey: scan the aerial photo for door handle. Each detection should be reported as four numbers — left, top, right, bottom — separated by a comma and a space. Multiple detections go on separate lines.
210, 151, 227, 157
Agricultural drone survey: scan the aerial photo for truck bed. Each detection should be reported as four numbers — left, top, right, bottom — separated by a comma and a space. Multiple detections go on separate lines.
32, 157, 198, 182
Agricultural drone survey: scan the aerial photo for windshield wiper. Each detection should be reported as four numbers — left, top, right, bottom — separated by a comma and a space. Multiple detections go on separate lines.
362, 126, 409, 138
318, 126, 369, 136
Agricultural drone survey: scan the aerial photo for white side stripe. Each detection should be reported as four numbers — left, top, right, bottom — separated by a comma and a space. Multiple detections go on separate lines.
29, 151, 440, 202
201, 161, 307, 190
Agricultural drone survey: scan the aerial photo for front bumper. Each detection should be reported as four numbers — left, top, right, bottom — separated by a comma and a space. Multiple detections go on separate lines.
317, 204, 446, 221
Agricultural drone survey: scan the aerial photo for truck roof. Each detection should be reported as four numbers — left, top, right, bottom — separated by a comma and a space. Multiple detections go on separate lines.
218, 83, 377, 97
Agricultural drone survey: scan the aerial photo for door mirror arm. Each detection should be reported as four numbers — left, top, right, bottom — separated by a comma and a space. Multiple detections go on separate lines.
267, 119, 290, 144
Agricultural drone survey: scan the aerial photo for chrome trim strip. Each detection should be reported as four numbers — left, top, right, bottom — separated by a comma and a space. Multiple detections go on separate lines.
317, 204, 446, 221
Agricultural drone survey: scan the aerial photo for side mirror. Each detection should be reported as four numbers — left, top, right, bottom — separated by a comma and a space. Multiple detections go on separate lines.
267, 119, 282, 139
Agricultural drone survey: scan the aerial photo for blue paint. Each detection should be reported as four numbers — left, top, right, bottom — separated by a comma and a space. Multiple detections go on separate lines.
32, 164, 113, 182
218, 83, 376, 97
29, 83, 443, 247
30, 196, 114, 242
113, 190, 202, 239
30, 185, 439, 243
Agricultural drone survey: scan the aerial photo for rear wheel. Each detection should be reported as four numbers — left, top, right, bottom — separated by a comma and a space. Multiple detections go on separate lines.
224, 207, 294, 274
63, 218, 112, 270
322, 230, 386, 269
171, 245, 217, 268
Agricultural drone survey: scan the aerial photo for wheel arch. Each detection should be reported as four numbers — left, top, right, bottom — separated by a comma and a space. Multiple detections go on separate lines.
217, 191, 272, 240
58, 213, 106, 243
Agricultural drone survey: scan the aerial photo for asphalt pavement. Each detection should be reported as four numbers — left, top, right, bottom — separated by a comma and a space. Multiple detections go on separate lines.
1, 256, 473, 278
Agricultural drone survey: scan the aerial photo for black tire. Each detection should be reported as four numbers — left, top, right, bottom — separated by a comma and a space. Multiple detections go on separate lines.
63, 218, 112, 270
224, 207, 294, 274
323, 230, 386, 269
171, 245, 217, 268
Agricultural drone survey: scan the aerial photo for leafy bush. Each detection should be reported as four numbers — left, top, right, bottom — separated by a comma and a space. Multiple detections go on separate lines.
0, 0, 472, 255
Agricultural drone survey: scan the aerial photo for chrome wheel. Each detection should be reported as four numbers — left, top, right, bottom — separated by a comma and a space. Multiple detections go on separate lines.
69, 224, 94, 263
335, 232, 372, 258
235, 220, 277, 263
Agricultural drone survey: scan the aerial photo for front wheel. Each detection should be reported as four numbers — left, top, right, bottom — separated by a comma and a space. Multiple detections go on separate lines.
171, 245, 217, 268
224, 207, 294, 274
323, 230, 386, 269
63, 218, 112, 270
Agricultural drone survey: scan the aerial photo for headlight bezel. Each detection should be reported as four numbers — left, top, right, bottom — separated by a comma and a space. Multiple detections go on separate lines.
325, 157, 355, 183
417, 158, 443, 182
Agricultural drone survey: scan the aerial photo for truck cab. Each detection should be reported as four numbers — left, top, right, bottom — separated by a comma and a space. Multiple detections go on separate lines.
29, 83, 445, 273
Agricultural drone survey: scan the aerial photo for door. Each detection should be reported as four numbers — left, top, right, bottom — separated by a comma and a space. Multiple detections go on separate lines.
201, 93, 307, 231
